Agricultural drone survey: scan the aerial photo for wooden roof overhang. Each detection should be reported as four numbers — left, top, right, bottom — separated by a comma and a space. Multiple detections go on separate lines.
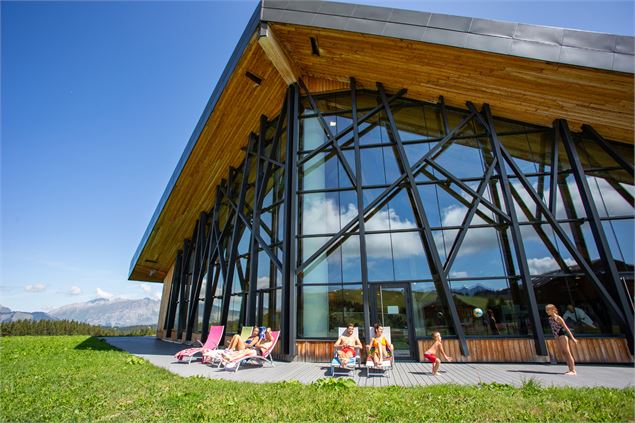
130, 0, 634, 282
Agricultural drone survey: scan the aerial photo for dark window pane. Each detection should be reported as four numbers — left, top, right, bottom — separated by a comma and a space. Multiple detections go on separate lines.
412, 282, 455, 337
451, 279, 532, 336
534, 275, 622, 336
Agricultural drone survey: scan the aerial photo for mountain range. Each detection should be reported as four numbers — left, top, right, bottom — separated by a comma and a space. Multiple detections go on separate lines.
1, 297, 160, 327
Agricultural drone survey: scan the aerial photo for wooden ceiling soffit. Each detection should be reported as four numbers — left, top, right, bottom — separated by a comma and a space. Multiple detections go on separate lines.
258, 22, 302, 84
269, 23, 633, 145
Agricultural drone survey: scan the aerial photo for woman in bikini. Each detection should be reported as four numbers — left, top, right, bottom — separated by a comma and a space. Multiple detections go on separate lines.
221, 327, 273, 364
367, 323, 394, 368
334, 323, 363, 368
225, 326, 260, 352
545, 304, 578, 375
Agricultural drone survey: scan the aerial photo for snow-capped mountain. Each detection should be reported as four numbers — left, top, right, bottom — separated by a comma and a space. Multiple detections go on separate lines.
0, 305, 57, 323
48, 297, 160, 327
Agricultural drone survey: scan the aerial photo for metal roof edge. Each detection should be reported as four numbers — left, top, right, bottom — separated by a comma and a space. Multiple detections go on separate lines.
262, 0, 634, 74
129, 2, 263, 280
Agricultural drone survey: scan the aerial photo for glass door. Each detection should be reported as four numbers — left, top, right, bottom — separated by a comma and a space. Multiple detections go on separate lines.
370, 284, 415, 359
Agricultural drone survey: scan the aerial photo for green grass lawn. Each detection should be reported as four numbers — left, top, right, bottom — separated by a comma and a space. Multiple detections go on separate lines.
1, 336, 633, 422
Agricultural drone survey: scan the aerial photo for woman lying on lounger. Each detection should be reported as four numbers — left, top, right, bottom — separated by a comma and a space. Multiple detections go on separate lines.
225, 326, 260, 352
221, 327, 272, 363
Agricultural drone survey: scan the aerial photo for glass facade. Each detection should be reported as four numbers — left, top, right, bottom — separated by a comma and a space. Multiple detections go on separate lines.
163, 84, 634, 359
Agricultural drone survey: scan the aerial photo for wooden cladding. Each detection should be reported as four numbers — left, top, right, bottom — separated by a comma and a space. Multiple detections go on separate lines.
271, 23, 634, 144
157, 336, 632, 363
418, 338, 633, 363
546, 337, 632, 363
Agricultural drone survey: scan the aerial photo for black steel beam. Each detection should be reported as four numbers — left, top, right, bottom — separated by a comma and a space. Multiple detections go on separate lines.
297, 110, 478, 273
281, 84, 299, 357
378, 82, 469, 356
164, 250, 183, 337
558, 119, 634, 351
351, 78, 371, 341
480, 103, 548, 356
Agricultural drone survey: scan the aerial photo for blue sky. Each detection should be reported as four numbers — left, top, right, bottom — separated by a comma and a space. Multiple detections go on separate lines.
2, 1, 633, 312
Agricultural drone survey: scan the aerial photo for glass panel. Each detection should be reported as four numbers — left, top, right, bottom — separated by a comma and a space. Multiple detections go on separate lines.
411, 282, 455, 337
301, 191, 341, 235
197, 301, 204, 333
432, 138, 486, 179
534, 275, 622, 336
604, 219, 634, 266
209, 298, 222, 325
391, 232, 430, 281
451, 279, 532, 336
587, 174, 634, 218
226, 295, 242, 334
300, 237, 342, 284
299, 284, 366, 338
449, 227, 508, 277
387, 188, 418, 229
366, 233, 395, 281
521, 224, 573, 276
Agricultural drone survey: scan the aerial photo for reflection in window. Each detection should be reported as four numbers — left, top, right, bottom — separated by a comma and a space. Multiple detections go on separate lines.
299, 284, 364, 338
534, 274, 623, 336
411, 282, 455, 337
450, 279, 531, 336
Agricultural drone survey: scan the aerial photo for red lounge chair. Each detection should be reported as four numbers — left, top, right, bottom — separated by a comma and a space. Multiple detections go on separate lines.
174, 325, 224, 364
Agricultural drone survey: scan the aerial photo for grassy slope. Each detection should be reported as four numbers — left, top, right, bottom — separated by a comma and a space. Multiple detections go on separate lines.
0, 336, 633, 422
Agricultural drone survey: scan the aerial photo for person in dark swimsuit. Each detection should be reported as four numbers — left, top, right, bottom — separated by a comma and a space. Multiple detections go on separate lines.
226, 326, 260, 352
545, 304, 577, 375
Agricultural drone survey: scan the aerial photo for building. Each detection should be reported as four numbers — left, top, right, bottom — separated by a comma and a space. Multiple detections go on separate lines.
129, 0, 634, 363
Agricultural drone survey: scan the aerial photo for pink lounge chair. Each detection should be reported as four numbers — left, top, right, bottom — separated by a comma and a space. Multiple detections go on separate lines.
174, 325, 224, 364
223, 330, 280, 372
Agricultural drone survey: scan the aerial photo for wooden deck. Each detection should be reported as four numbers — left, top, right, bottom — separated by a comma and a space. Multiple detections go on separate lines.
104, 337, 634, 389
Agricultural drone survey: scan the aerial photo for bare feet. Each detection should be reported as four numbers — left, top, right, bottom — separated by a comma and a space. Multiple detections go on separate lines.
564, 370, 577, 376
432, 371, 438, 376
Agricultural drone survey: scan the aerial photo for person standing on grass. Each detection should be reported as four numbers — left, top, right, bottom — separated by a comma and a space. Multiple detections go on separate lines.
545, 304, 578, 375
423, 331, 453, 376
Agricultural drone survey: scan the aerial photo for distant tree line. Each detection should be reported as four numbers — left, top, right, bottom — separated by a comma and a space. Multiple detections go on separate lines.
0, 319, 156, 337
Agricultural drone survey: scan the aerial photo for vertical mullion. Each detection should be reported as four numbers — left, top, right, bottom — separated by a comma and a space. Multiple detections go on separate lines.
281, 84, 299, 357
164, 250, 183, 338
176, 239, 191, 340
351, 78, 371, 342
483, 104, 548, 356
377, 82, 469, 357
186, 212, 208, 340
549, 126, 559, 215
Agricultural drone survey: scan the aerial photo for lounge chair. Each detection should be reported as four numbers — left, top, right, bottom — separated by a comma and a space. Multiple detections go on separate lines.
203, 326, 253, 366
174, 325, 224, 364
330, 327, 362, 377
222, 330, 280, 372
365, 326, 394, 377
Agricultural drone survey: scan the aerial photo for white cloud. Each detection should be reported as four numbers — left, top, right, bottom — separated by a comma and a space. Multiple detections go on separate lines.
450, 271, 468, 278
69, 286, 81, 295
153, 292, 162, 301
527, 257, 576, 274
96, 288, 114, 299
138, 284, 152, 293
24, 283, 46, 293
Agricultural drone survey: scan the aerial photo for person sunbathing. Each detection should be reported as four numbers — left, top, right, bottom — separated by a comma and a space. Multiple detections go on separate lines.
367, 323, 394, 368
221, 327, 272, 364
225, 326, 259, 352
334, 323, 362, 368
